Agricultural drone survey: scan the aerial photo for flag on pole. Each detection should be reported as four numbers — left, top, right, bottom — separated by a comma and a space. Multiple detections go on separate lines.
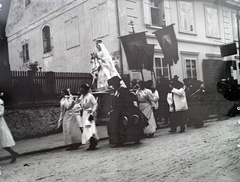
153, 24, 179, 65
119, 32, 148, 70
142, 44, 155, 71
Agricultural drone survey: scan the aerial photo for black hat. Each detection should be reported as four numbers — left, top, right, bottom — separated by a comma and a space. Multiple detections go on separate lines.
62, 89, 69, 95
173, 75, 179, 79
108, 76, 122, 86
170, 81, 183, 89
138, 80, 145, 88
96, 39, 102, 44
80, 83, 90, 91
145, 80, 152, 89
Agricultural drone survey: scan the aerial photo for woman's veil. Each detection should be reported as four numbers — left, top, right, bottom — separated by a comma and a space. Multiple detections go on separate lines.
97, 43, 126, 88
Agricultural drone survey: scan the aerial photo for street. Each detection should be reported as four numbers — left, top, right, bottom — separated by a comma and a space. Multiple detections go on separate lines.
1, 117, 240, 182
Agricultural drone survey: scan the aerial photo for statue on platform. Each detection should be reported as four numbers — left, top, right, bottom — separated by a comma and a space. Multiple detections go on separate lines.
90, 40, 125, 90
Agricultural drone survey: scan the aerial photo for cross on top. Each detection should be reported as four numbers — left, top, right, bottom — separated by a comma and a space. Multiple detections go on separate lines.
128, 20, 135, 34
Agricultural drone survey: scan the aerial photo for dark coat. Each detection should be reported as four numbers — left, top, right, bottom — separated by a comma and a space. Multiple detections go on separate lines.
108, 87, 147, 144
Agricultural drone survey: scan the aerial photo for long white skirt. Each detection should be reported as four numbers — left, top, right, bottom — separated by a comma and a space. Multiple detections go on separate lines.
0, 117, 15, 148
63, 112, 82, 145
139, 103, 157, 135
81, 110, 99, 144
76, 114, 83, 128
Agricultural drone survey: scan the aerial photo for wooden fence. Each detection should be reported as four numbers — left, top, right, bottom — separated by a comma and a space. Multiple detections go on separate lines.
6, 71, 91, 106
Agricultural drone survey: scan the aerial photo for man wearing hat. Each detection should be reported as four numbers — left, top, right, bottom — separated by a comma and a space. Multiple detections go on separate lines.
107, 76, 147, 147
172, 75, 184, 88
167, 79, 188, 133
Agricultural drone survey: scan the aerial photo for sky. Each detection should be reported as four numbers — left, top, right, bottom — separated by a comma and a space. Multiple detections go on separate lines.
0, 0, 11, 39
0, 0, 11, 27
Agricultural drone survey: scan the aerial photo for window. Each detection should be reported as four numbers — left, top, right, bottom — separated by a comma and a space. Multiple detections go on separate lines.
143, 0, 165, 27
232, 12, 238, 41
155, 57, 170, 80
42, 26, 52, 53
65, 16, 80, 50
204, 5, 220, 38
22, 44, 29, 63
178, 1, 195, 33
25, 0, 31, 7
185, 59, 197, 79
182, 52, 199, 79
90, 2, 109, 40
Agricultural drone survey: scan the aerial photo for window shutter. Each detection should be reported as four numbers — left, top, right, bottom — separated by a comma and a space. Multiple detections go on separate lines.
143, 0, 151, 25
179, 2, 187, 31
65, 16, 80, 49
19, 51, 23, 58
206, 6, 219, 37
179, 1, 194, 32
211, 9, 219, 37
90, 6, 99, 40
98, 2, 109, 38
90, 2, 109, 39
186, 2, 194, 32
233, 13, 238, 41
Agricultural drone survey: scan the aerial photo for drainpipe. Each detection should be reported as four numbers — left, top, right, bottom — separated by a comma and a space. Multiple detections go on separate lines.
115, 0, 124, 76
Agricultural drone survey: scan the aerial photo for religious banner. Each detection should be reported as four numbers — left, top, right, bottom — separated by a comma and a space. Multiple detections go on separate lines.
142, 44, 155, 71
119, 32, 148, 70
153, 24, 179, 65
220, 43, 237, 57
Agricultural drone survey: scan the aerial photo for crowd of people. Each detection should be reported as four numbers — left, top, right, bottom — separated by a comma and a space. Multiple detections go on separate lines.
0, 40, 206, 163
55, 74, 193, 151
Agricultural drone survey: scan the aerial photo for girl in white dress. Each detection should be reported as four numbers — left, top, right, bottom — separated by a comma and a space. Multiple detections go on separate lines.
136, 81, 157, 137
79, 84, 99, 150
0, 95, 18, 163
58, 89, 82, 150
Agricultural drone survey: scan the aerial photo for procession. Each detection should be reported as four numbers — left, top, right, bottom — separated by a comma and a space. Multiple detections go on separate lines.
0, 39, 216, 162
1, 0, 240, 181
51, 40, 206, 151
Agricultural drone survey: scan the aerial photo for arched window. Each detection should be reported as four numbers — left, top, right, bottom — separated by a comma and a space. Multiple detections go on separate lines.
42, 26, 51, 53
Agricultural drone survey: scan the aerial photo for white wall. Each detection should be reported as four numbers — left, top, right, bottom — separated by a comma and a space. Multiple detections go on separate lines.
6, 0, 120, 73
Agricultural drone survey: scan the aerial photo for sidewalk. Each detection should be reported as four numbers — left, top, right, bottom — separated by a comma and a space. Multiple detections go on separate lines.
0, 126, 108, 161
0, 122, 170, 162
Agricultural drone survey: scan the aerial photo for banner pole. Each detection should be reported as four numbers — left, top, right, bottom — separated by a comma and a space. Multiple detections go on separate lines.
141, 64, 144, 81
168, 63, 172, 80
141, 70, 144, 81
152, 70, 157, 83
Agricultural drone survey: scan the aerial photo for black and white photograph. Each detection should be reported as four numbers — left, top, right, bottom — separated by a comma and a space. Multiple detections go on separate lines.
0, 0, 240, 181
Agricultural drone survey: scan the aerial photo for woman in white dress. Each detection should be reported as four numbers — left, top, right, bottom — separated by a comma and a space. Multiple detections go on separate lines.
73, 93, 83, 132
136, 81, 157, 137
79, 84, 99, 150
0, 95, 18, 163
145, 80, 160, 123
58, 89, 82, 150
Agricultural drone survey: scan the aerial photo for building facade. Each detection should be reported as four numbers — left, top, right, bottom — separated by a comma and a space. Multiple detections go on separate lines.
5, 0, 240, 86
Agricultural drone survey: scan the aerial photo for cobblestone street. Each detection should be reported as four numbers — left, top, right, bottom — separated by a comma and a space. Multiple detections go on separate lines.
1, 117, 240, 182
